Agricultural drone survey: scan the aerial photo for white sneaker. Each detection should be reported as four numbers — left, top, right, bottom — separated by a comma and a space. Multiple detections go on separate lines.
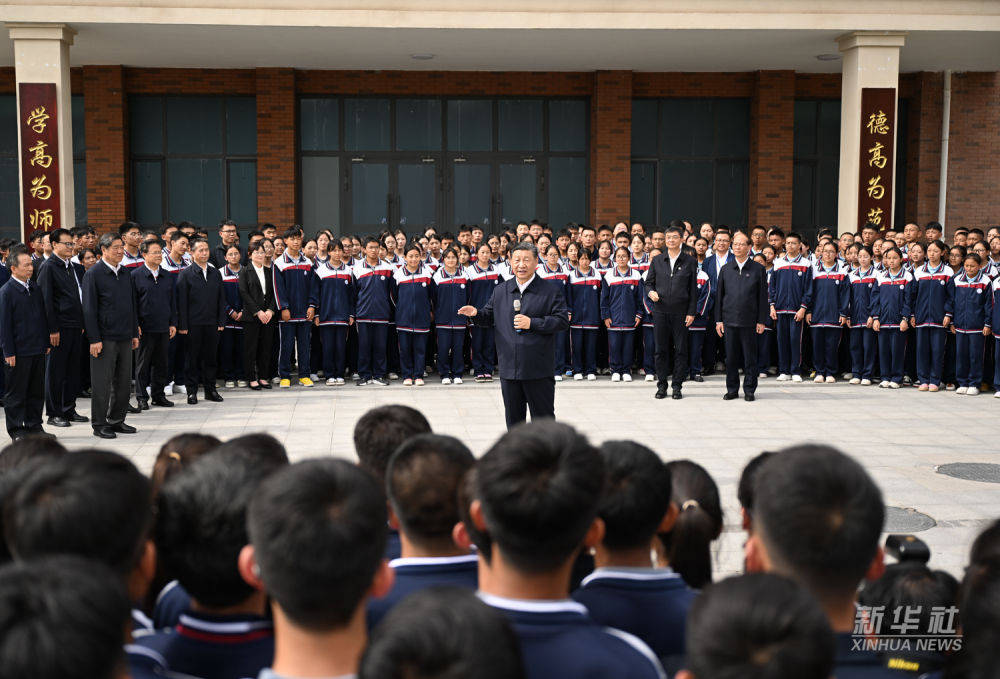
825, 376, 836, 384
403, 378, 413, 386
326, 378, 337, 386
441, 377, 452, 385
272, 377, 281, 385
453, 377, 463, 385
791, 374, 803, 382
175, 384, 187, 394
554, 374, 563, 381
415, 378, 425, 386
967, 386, 980, 396
237, 380, 248, 388
878, 381, 889, 388
310, 373, 319, 382
611, 373, 621, 382
759, 372, 768, 378
622, 374, 633, 382
586, 374, 597, 381
888, 382, 900, 389
956, 386, 968, 394
574, 373, 583, 381
645, 374, 655, 382
849, 378, 861, 385
842, 373, 854, 381
388, 373, 399, 381
145, 386, 152, 397
861, 379, 872, 386
164, 382, 174, 396
814, 375, 824, 383
335, 378, 345, 385
225, 380, 236, 388
994, 390, 1000, 399
776, 373, 790, 382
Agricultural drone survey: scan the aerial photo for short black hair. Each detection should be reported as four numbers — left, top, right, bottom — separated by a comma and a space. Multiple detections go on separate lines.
283, 226, 304, 240
475, 421, 604, 573
387, 434, 475, 551
753, 444, 884, 600
354, 405, 432, 482
213, 433, 289, 466
684, 573, 835, 679
48, 227, 71, 245
360, 586, 525, 679
117, 221, 140, 236
510, 242, 539, 259
247, 459, 387, 630
858, 562, 958, 638
0, 556, 131, 679
660, 460, 723, 589
3, 450, 151, 576
139, 238, 165, 255
737, 452, 776, 513
0, 435, 66, 475
596, 441, 672, 551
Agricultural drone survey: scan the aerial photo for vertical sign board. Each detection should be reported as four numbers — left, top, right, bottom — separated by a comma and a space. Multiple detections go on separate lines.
18, 83, 61, 240
857, 88, 896, 231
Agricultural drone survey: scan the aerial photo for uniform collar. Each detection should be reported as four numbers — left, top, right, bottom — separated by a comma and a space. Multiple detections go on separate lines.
476, 591, 588, 615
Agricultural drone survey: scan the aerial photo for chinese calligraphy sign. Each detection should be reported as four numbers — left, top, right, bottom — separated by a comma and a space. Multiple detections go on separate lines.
857, 88, 896, 230
18, 83, 61, 238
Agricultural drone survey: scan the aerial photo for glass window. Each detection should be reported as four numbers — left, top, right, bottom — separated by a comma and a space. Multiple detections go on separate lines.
133, 160, 163, 226
74, 161, 87, 226
715, 161, 747, 226
499, 163, 536, 226
453, 162, 491, 228
660, 99, 713, 157
351, 162, 389, 227
0, 157, 19, 239
72, 95, 86, 154
300, 98, 339, 152
630, 161, 656, 227
130, 96, 163, 155
226, 98, 257, 155
345, 98, 391, 151
498, 100, 542, 151
548, 157, 586, 227
228, 160, 257, 226
397, 163, 437, 228
166, 97, 223, 155
0, 95, 17, 156
714, 99, 750, 157
301, 156, 340, 230
792, 99, 840, 236
396, 99, 441, 151
167, 158, 224, 226
631, 100, 657, 157
549, 100, 587, 152
447, 100, 492, 152
659, 160, 713, 226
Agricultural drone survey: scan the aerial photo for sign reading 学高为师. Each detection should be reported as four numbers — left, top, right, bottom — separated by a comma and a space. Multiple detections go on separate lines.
18, 82, 61, 239
857, 88, 896, 231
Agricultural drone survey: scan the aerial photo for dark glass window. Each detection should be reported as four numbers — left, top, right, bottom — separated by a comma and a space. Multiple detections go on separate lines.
396, 99, 441, 151
72, 95, 86, 226
548, 100, 587, 153
447, 100, 492, 152
792, 100, 841, 240
498, 100, 543, 152
344, 98, 391, 151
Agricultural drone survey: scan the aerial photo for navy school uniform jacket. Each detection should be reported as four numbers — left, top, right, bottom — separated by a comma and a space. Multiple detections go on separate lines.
479, 592, 666, 679
221, 265, 244, 329
911, 263, 954, 328
176, 264, 227, 331
466, 261, 504, 308
992, 276, 1000, 332
431, 266, 469, 330
871, 269, 913, 329
161, 253, 188, 276
567, 267, 604, 329
272, 253, 317, 322
689, 269, 713, 330
131, 266, 177, 333
366, 554, 479, 630
594, 260, 614, 277
848, 266, 878, 328
803, 263, 850, 327
82, 261, 139, 343
535, 262, 569, 302
122, 248, 145, 270
314, 261, 355, 326
629, 252, 650, 275
351, 258, 396, 323
0, 277, 50, 357
769, 253, 813, 313
833, 632, 912, 679
393, 264, 434, 332
950, 271, 991, 333
152, 579, 191, 630
600, 267, 644, 329
572, 567, 695, 661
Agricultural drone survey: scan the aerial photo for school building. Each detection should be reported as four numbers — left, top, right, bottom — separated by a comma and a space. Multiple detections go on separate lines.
2, 1, 999, 243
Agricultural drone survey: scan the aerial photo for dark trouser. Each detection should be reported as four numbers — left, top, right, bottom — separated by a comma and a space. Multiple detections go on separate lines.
5, 354, 45, 438
346, 323, 359, 375
916, 326, 947, 387
552, 330, 567, 375
653, 312, 688, 390
45, 325, 82, 418
91, 339, 133, 428
310, 322, 323, 374
278, 322, 311, 379
471, 326, 496, 376
219, 328, 245, 380
724, 326, 758, 396
436, 327, 465, 379
500, 377, 555, 430
398, 331, 428, 380
642, 326, 655, 375
878, 327, 905, 384
243, 319, 275, 382
776, 314, 803, 375
320, 325, 348, 379
850, 327, 877, 380
811, 326, 842, 377
993, 337, 1000, 391
185, 325, 220, 393
702, 322, 720, 373
570, 328, 598, 375
167, 333, 186, 385
904, 326, 917, 381
608, 329, 635, 375
689, 329, 705, 377
358, 322, 388, 380
955, 332, 986, 388
943, 330, 957, 385
135, 331, 169, 401
387, 324, 400, 374
757, 329, 774, 375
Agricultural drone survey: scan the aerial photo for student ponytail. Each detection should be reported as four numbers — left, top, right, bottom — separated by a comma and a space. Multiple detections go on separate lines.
660, 460, 723, 589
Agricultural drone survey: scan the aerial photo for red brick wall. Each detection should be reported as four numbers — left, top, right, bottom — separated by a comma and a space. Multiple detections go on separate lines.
123, 68, 255, 95
297, 70, 592, 96
902, 72, 943, 227
256, 68, 296, 226
82, 66, 128, 231
795, 73, 841, 99
590, 71, 632, 226
945, 72, 1000, 228
633, 72, 754, 98
749, 71, 795, 227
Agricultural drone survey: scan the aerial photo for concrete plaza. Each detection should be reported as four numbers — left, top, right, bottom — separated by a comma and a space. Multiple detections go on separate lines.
45, 375, 1000, 580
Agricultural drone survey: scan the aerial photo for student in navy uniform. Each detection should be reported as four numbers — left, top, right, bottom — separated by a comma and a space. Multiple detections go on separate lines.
219, 244, 246, 388
950, 252, 992, 395
82, 234, 140, 439
313, 240, 354, 386
468, 243, 503, 381
572, 440, 695, 664
848, 246, 879, 386
0, 251, 51, 440
911, 240, 954, 391
769, 232, 812, 381
272, 227, 318, 388
393, 245, 434, 386
566, 248, 603, 380
536, 245, 570, 381
131, 238, 176, 410
352, 236, 396, 386
802, 241, 849, 383
432, 247, 469, 385
675, 573, 835, 679
871, 247, 913, 389
715, 232, 768, 401
137, 446, 288, 679
36, 228, 87, 427
367, 433, 478, 629
991, 273, 1000, 398
468, 421, 666, 679
176, 239, 226, 404
243, 459, 394, 679
601, 247, 644, 382
238, 240, 277, 390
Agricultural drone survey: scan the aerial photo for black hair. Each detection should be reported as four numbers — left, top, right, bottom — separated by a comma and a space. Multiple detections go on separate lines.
659, 460, 723, 589
361, 586, 524, 679
363, 236, 381, 249
753, 444, 884, 601
247, 239, 266, 254
596, 441, 672, 551
964, 252, 982, 267
247, 459, 387, 630
215, 433, 289, 466
0, 435, 67, 475
859, 562, 959, 642
786, 231, 803, 243
47, 227, 70, 245
664, 226, 682, 237
737, 452, 775, 514
0, 556, 131, 679
353, 405, 432, 482
139, 238, 165, 255
969, 228, 986, 239
474, 421, 604, 574
510, 242, 539, 259
151, 433, 220, 501
403, 243, 422, 258
117, 221, 140, 236
969, 519, 1000, 566
3, 450, 152, 576
684, 573, 835, 679
283, 226, 304, 240
944, 557, 1000, 679
925, 221, 943, 233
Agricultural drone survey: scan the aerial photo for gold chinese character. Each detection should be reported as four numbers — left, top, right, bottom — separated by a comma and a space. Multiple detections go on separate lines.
867, 207, 883, 226
28, 208, 53, 230
27, 140, 52, 169
868, 141, 887, 169
866, 175, 885, 200
29, 175, 52, 200
26, 106, 49, 134
867, 110, 889, 135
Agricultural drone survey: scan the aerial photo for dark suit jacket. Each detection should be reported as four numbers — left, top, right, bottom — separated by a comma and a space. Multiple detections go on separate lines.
238, 265, 276, 319
715, 258, 769, 328
643, 251, 699, 316
0, 278, 50, 357
131, 266, 177, 333
472, 275, 569, 380
82, 261, 139, 343
176, 264, 226, 331
36, 255, 85, 329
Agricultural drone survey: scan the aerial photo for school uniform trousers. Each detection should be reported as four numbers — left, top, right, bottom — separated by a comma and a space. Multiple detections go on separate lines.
238, 265, 277, 382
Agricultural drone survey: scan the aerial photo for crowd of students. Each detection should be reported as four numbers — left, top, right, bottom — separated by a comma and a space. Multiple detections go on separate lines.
0, 404, 996, 679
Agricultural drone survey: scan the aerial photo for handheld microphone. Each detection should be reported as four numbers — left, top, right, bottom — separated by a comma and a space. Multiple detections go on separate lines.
513, 298, 522, 333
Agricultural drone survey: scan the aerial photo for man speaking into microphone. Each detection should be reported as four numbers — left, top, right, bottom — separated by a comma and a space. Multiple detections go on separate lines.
459, 242, 569, 429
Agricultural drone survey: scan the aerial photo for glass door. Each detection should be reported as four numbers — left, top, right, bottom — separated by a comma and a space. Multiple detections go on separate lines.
349, 160, 390, 231
396, 160, 438, 232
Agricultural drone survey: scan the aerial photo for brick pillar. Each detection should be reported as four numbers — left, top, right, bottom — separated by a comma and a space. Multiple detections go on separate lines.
256, 68, 296, 226
749, 70, 795, 227
945, 72, 1000, 228
906, 72, 943, 226
83, 65, 127, 231
590, 71, 632, 225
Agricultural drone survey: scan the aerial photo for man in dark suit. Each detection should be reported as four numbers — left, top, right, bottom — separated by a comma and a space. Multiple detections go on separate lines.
36, 228, 88, 427
458, 242, 569, 429
132, 238, 177, 409
83, 234, 140, 439
715, 232, 768, 402
177, 238, 226, 404
644, 224, 699, 400
0, 251, 52, 440
700, 230, 732, 375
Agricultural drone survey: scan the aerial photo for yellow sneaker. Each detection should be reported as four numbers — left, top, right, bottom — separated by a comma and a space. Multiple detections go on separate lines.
299, 377, 315, 387
279, 379, 291, 388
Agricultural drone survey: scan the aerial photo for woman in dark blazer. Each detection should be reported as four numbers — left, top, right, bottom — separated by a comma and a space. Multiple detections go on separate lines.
238, 240, 278, 389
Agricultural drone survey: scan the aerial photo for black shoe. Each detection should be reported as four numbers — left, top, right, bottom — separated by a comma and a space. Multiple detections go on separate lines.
205, 390, 224, 402
654, 387, 668, 399
744, 394, 756, 402
151, 396, 174, 407
112, 422, 137, 434
723, 392, 740, 401
46, 416, 71, 428
93, 426, 116, 439
137, 400, 150, 411
126, 403, 141, 414
249, 382, 262, 391
260, 381, 272, 390
79, 388, 92, 398
691, 373, 705, 383
67, 411, 89, 423
672, 390, 683, 400
187, 394, 198, 405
